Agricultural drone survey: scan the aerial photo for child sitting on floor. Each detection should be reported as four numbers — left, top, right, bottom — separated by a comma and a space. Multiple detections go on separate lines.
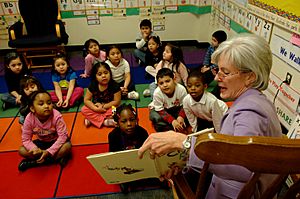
19, 75, 44, 124
81, 62, 121, 128
49, 53, 84, 109
105, 45, 139, 100
18, 90, 72, 171
80, 38, 106, 78
149, 68, 188, 133
1, 52, 30, 110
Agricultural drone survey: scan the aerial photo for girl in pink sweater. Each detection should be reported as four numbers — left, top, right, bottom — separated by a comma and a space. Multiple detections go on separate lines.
18, 91, 71, 171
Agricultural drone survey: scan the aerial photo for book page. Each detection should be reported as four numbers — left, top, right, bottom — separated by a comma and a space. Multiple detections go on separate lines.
87, 149, 158, 184
155, 150, 187, 175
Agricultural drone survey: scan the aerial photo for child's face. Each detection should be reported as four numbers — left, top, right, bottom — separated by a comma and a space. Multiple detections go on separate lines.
8, 57, 23, 74
24, 83, 38, 96
96, 65, 111, 85
148, 38, 159, 53
163, 45, 172, 62
108, 48, 122, 66
118, 109, 137, 135
54, 58, 68, 75
157, 75, 176, 96
88, 42, 100, 55
211, 36, 219, 48
140, 26, 151, 36
186, 76, 207, 101
30, 93, 53, 120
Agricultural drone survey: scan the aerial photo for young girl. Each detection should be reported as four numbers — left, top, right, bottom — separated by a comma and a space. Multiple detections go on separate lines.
1, 52, 30, 110
108, 103, 149, 152
108, 103, 149, 193
49, 53, 84, 109
81, 62, 121, 128
19, 75, 44, 124
80, 38, 106, 78
18, 91, 72, 171
144, 36, 163, 97
145, 35, 163, 75
105, 45, 139, 99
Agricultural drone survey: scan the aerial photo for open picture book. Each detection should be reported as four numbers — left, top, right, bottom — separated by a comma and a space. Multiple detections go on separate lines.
87, 128, 214, 184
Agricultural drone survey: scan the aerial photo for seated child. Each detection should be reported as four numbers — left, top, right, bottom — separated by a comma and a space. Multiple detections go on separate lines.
108, 103, 153, 193
81, 62, 121, 128
146, 43, 188, 98
105, 45, 139, 99
149, 68, 188, 133
1, 52, 30, 110
19, 75, 44, 124
134, 19, 157, 66
183, 70, 228, 133
18, 91, 72, 171
80, 38, 106, 78
49, 53, 84, 109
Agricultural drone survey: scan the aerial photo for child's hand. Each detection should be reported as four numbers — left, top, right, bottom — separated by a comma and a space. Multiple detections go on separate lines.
16, 95, 22, 104
29, 148, 42, 156
172, 120, 184, 132
80, 73, 88, 78
177, 116, 186, 128
62, 99, 69, 108
56, 100, 63, 107
94, 103, 106, 113
37, 150, 50, 164
120, 87, 128, 96
201, 66, 210, 73
212, 68, 218, 76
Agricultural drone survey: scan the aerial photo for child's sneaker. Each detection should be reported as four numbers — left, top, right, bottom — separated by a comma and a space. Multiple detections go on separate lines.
143, 89, 151, 97
18, 159, 38, 172
103, 118, 116, 127
84, 119, 91, 127
127, 91, 139, 100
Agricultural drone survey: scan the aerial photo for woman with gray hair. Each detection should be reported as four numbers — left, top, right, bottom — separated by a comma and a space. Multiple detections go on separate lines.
138, 34, 282, 198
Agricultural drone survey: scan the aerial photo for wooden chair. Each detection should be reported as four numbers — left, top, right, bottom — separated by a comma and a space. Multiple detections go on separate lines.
173, 132, 300, 199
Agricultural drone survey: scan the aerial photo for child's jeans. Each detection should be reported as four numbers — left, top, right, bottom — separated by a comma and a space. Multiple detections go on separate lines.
1, 93, 17, 106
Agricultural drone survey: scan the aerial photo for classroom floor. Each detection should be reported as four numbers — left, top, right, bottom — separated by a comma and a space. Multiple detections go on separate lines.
0, 45, 206, 198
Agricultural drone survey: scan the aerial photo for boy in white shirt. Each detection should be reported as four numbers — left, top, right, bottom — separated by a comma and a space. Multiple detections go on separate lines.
149, 68, 188, 133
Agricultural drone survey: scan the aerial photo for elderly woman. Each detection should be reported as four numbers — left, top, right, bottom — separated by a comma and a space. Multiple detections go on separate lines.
138, 34, 282, 199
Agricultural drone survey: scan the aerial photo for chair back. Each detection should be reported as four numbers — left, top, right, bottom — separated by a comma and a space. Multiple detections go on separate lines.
19, 0, 59, 36
193, 133, 300, 199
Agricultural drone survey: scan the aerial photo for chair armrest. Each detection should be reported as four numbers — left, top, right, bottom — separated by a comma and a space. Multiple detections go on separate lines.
8, 20, 25, 40
55, 20, 69, 44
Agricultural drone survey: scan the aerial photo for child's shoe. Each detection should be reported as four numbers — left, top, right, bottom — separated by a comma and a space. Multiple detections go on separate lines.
18, 159, 38, 172
84, 119, 91, 127
127, 91, 139, 100
103, 118, 116, 127
143, 89, 151, 97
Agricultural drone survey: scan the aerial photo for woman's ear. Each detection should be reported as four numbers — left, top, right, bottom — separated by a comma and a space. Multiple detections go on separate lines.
245, 72, 256, 87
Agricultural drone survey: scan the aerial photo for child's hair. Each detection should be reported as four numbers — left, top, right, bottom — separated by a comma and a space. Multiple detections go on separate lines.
52, 53, 73, 75
163, 43, 185, 72
149, 35, 162, 48
156, 68, 174, 82
113, 103, 137, 123
4, 51, 26, 73
212, 30, 227, 43
20, 75, 44, 96
106, 45, 123, 58
187, 69, 206, 84
139, 19, 152, 29
91, 61, 113, 84
28, 90, 51, 107
83, 38, 101, 57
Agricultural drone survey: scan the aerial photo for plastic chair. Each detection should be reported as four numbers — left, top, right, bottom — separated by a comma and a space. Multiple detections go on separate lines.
173, 132, 300, 199
8, 0, 68, 69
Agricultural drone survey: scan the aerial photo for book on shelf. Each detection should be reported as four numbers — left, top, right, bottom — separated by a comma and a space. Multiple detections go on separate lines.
86, 128, 214, 184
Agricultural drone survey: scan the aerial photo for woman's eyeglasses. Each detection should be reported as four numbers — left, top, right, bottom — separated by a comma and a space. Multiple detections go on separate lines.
216, 70, 240, 79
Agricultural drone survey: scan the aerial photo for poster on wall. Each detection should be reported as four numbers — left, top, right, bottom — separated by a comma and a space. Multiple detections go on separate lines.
252, 15, 262, 35
260, 19, 272, 42
1, 1, 18, 15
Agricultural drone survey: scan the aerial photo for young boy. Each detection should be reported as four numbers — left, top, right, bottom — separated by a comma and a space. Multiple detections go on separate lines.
201, 30, 227, 74
133, 19, 157, 66
183, 70, 227, 133
149, 68, 188, 133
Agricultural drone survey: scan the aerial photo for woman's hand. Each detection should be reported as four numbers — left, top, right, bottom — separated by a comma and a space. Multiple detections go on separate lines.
138, 131, 187, 159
